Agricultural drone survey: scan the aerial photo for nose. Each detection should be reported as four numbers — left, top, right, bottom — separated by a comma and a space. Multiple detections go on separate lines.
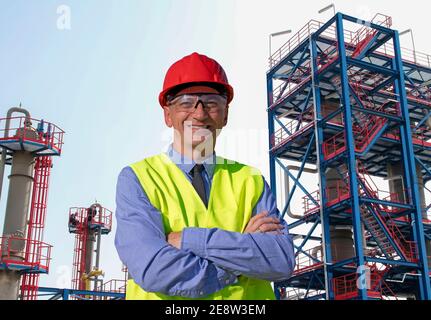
191, 100, 208, 119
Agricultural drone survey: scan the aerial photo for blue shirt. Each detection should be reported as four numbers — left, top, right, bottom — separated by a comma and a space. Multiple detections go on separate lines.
114, 145, 295, 298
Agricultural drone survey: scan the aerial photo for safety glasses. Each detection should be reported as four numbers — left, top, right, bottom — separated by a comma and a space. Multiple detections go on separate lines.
167, 93, 227, 113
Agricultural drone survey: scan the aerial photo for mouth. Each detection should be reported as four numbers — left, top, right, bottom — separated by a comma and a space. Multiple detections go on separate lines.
186, 124, 212, 130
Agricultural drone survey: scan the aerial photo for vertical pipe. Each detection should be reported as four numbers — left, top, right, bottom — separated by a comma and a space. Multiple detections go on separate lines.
0, 107, 31, 205
94, 228, 102, 292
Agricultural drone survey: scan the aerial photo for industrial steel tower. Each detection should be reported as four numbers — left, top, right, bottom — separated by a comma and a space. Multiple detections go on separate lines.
0, 107, 64, 300
68, 203, 113, 298
267, 13, 431, 300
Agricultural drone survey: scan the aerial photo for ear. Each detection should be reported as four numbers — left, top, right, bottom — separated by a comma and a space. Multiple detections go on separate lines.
222, 105, 229, 126
163, 106, 173, 128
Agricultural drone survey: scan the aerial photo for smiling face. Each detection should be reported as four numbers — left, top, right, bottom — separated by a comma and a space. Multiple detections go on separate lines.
162, 85, 229, 156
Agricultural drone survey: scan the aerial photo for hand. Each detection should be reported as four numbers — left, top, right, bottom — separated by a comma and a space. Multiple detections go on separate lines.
167, 231, 182, 249
244, 211, 283, 234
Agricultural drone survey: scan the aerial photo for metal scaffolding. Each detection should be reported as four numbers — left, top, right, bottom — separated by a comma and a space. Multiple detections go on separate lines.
267, 12, 431, 300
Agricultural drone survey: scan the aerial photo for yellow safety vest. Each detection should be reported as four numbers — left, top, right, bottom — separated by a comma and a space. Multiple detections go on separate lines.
126, 153, 275, 300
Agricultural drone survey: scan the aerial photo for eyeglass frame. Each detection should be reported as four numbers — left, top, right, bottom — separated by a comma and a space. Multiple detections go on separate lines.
166, 93, 228, 113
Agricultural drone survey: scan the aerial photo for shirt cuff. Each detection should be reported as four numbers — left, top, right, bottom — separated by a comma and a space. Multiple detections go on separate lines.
167, 271, 238, 298
216, 267, 239, 286
181, 227, 207, 258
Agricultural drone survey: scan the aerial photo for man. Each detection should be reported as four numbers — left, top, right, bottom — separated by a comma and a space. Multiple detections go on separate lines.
115, 52, 295, 300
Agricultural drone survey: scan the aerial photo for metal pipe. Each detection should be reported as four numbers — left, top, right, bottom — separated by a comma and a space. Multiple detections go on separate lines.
284, 165, 318, 219
92, 203, 103, 272
0, 107, 33, 300
87, 203, 104, 291
0, 107, 31, 203
311, 245, 322, 259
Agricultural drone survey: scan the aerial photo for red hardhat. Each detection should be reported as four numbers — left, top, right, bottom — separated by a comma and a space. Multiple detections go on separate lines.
159, 52, 234, 107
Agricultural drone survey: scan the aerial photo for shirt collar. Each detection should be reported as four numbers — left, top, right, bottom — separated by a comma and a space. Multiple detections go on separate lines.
166, 144, 216, 179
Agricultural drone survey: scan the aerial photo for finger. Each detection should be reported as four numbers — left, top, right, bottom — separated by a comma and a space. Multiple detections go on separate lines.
251, 211, 269, 222
258, 223, 283, 233
253, 217, 280, 229
247, 211, 269, 230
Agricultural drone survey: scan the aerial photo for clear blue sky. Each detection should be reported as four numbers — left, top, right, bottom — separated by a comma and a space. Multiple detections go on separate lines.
1, 0, 430, 289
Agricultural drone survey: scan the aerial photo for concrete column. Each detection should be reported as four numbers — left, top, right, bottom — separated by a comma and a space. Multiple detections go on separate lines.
0, 271, 21, 300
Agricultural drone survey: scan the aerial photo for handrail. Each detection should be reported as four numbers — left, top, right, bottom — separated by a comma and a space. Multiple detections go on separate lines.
0, 236, 52, 271
269, 13, 431, 70
294, 246, 323, 273
357, 164, 417, 262
0, 116, 65, 153
333, 270, 397, 300
302, 191, 320, 215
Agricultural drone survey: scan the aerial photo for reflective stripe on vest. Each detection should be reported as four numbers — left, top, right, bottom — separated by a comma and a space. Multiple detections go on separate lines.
126, 153, 275, 300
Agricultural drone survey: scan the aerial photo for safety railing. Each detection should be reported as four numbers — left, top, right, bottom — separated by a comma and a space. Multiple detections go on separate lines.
0, 236, 52, 272
269, 13, 391, 69
90, 207, 113, 231
0, 116, 64, 154
269, 19, 356, 69
349, 80, 394, 114
323, 115, 387, 160
302, 191, 321, 215
281, 288, 323, 300
333, 272, 365, 300
272, 43, 339, 105
357, 162, 405, 207
351, 30, 376, 58
323, 131, 346, 159
353, 116, 387, 152
281, 288, 305, 300
302, 182, 350, 211
332, 272, 394, 300
69, 207, 113, 233
273, 71, 307, 100
326, 181, 351, 207
351, 13, 392, 46
96, 279, 126, 293
377, 42, 431, 69
294, 246, 323, 274
357, 165, 417, 262
411, 127, 431, 148
272, 119, 314, 149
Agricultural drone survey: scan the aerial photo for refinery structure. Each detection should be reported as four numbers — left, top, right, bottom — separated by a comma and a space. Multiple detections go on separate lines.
268, 12, 431, 299
0, 108, 126, 300
1, 10, 431, 300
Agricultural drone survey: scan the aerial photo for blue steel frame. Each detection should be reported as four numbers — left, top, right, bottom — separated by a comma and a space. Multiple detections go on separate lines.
37, 287, 125, 300
267, 12, 431, 300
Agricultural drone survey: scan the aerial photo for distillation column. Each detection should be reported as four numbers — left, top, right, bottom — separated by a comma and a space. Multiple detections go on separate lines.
0, 109, 35, 300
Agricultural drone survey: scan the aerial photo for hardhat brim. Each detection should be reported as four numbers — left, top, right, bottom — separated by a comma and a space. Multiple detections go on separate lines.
159, 81, 234, 107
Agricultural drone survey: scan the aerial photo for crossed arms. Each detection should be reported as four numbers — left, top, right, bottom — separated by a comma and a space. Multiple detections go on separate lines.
114, 167, 295, 298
